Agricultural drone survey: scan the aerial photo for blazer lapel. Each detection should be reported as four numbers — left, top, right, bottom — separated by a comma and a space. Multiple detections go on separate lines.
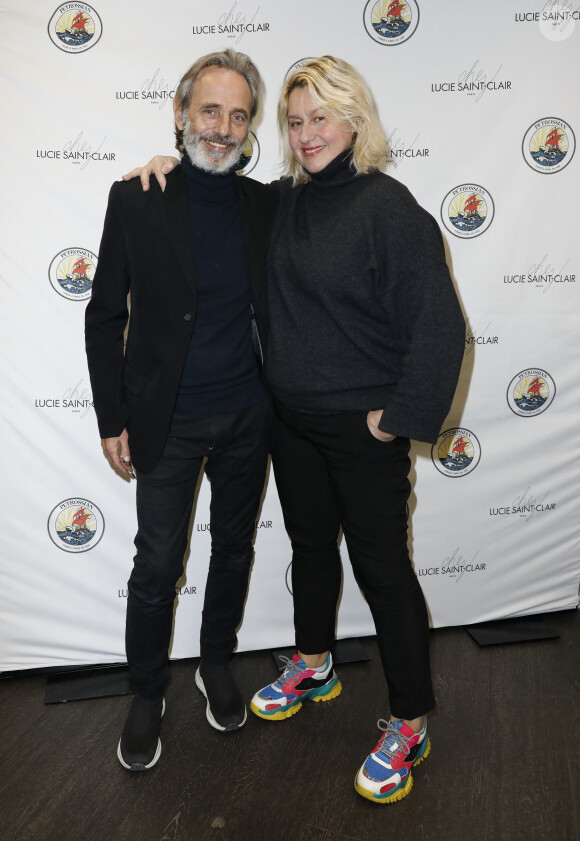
159, 166, 196, 293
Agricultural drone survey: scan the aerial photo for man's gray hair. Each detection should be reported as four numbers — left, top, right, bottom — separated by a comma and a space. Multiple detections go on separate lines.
174, 49, 263, 152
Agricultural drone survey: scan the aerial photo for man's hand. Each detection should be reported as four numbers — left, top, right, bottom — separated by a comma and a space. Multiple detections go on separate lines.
122, 155, 180, 192
367, 410, 396, 442
101, 428, 134, 476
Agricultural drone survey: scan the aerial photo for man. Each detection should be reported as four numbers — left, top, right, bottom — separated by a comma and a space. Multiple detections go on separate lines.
85, 49, 277, 771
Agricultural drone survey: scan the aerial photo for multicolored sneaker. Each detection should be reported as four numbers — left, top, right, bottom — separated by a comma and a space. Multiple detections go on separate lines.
354, 717, 430, 804
250, 653, 342, 721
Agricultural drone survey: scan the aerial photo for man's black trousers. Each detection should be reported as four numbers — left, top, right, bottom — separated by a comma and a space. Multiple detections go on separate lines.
126, 398, 271, 699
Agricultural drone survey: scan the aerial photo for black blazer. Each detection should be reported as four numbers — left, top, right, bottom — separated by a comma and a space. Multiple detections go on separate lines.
85, 167, 278, 473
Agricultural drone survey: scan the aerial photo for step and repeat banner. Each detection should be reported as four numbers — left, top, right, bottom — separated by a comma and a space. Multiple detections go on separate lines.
1, 1, 579, 672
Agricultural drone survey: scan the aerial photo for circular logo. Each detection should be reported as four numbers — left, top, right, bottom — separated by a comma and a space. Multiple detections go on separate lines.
48, 4, 103, 53
285, 561, 293, 596
507, 369, 556, 417
441, 184, 494, 239
363, 0, 420, 45
49, 248, 97, 301
539, 2, 576, 41
432, 428, 481, 477
236, 131, 260, 176
48, 498, 104, 552
522, 118, 575, 174
284, 57, 317, 80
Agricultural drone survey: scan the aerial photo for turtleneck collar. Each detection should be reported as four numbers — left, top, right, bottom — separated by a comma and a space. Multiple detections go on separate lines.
307, 149, 357, 188
181, 151, 238, 204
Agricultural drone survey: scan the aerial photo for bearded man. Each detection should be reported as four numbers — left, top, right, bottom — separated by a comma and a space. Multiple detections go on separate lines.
85, 50, 276, 770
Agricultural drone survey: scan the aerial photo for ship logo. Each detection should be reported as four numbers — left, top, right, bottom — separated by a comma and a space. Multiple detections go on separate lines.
48, 5, 103, 53
522, 118, 575, 174
441, 184, 495, 239
432, 428, 481, 477
507, 369, 556, 417
49, 248, 97, 301
363, 0, 420, 46
48, 498, 104, 553
285, 561, 293, 596
236, 131, 260, 176
284, 58, 317, 81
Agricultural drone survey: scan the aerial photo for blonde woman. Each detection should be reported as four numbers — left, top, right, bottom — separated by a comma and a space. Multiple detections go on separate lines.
127, 55, 464, 804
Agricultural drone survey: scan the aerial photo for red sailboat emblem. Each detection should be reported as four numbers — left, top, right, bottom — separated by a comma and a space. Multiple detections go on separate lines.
433, 427, 481, 476
50, 4, 102, 53
526, 377, 544, 397
72, 258, 91, 278
68, 12, 89, 33
71, 507, 92, 530
451, 437, 469, 457
463, 193, 483, 216
386, 1, 406, 20
543, 128, 562, 151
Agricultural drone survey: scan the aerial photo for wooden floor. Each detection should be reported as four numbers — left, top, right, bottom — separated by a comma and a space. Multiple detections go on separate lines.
1, 609, 579, 841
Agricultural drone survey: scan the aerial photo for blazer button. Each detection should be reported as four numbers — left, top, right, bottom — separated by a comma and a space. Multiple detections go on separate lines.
183, 313, 192, 321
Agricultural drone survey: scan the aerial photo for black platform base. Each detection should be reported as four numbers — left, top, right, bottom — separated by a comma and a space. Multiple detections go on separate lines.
44, 665, 132, 704
44, 638, 370, 705
465, 615, 560, 647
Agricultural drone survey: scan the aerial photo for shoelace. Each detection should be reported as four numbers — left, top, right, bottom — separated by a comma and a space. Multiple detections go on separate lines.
375, 718, 411, 760
277, 655, 305, 689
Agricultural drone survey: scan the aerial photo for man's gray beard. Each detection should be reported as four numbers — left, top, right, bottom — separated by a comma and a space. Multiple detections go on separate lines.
182, 116, 245, 174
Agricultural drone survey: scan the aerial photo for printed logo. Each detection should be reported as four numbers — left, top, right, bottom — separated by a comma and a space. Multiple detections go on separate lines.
490, 486, 556, 520
284, 57, 317, 80
236, 131, 259, 175
431, 60, 512, 101
539, 0, 578, 40
503, 253, 576, 291
49, 248, 97, 300
48, 498, 104, 552
432, 428, 481, 478
192, 4, 271, 43
36, 132, 116, 168
115, 68, 177, 110
418, 547, 486, 583
522, 118, 575, 174
48, 4, 102, 53
465, 318, 499, 354
507, 369, 556, 417
35, 379, 94, 419
441, 184, 494, 239
363, 0, 420, 45
385, 128, 430, 167
515, 2, 578, 41
195, 518, 271, 534
118, 586, 197, 598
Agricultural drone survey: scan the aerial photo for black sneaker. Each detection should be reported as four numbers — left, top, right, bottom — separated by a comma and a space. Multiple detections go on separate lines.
195, 661, 247, 732
117, 695, 165, 770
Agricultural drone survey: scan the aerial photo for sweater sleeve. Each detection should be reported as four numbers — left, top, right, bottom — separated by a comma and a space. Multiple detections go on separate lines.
376, 191, 465, 444
84, 181, 131, 439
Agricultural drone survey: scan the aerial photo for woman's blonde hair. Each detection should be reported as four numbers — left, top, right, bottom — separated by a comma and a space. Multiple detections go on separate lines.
278, 56, 387, 184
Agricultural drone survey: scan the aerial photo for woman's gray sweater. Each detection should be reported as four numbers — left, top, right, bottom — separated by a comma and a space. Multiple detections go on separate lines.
265, 153, 465, 444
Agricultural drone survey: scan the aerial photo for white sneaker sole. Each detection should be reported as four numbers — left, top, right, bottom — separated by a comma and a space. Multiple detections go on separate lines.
117, 697, 165, 771
195, 667, 247, 732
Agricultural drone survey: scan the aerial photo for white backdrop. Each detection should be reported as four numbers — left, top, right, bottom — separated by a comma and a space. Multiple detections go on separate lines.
1, 1, 579, 672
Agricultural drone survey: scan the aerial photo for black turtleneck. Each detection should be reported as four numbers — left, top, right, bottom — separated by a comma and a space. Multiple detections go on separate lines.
265, 152, 465, 444
176, 153, 264, 414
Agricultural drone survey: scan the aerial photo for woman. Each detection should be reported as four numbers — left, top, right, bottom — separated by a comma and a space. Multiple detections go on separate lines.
129, 56, 465, 804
